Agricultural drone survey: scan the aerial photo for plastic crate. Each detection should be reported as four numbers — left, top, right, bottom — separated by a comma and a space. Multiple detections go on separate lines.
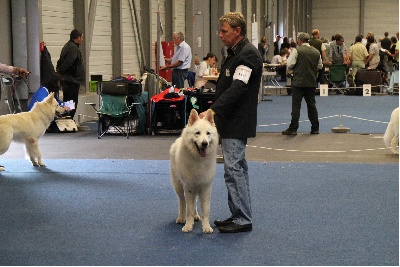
151, 99, 186, 134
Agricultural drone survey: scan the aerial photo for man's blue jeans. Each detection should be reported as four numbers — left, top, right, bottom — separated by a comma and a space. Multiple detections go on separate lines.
172, 69, 188, 88
220, 138, 252, 225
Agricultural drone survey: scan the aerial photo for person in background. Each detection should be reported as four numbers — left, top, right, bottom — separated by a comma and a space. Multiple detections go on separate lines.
289, 40, 297, 54
274, 35, 281, 55
365, 34, 380, 69
385, 36, 399, 71
0, 63, 29, 172
57, 29, 85, 120
282, 32, 322, 135
27, 74, 70, 112
258, 36, 269, 63
280, 36, 291, 52
160, 32, 192, 88
0, 63, 29, 79
386, 34, 399, 93
380, 32, 392, 73
271, 50, 287, 82
309, 29, 327, 84
348, 35, 369, 87
330, 34, 350, 66
194, 54, 200, 72
200, 11, 263, 233
194, 52, 217, 88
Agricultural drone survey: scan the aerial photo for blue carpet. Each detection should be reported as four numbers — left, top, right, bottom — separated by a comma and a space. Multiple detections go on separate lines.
0, 159, 398, 265
257, 95, 399, 133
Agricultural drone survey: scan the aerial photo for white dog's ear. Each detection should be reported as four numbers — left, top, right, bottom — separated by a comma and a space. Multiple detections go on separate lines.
188, 109, 199, 126
46, 92, 55, 103
204, 109, 215, 125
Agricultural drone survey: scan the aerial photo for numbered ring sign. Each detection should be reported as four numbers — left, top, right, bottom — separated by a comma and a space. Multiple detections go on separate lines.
320, 84, 328, 96
363, 84, 372, 96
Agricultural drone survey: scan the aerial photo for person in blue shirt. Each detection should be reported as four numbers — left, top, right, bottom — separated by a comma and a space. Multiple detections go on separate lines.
159, 32, 192, 88
28, 74, 70, 112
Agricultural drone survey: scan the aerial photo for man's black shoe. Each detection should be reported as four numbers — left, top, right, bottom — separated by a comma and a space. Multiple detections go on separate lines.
218, 222, 252, 233
214, 218, 233, 227
282, 129, 297, 135
310, 130, 319, 134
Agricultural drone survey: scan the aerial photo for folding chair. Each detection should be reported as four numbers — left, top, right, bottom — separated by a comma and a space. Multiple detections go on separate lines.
327, 64, 347, 94
88, 82, 139, 139
260, 64, 282, 100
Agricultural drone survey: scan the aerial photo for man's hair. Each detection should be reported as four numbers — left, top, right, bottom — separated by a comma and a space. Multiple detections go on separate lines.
311, 29, 320, 37
173, 32, 185, 41
261, 36, 268, 44
219, 12, 247, 36
70, 29, 82, 40
355, 35, 362, 43
335, 34, 344, 42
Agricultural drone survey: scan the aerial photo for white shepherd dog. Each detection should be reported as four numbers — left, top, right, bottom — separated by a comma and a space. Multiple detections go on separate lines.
0, 93, 66, 171
170, 109, 218, 233
383, 107, 399, 155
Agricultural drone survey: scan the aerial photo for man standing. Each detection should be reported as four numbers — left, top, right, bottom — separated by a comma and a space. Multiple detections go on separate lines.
282, 32, 322, 135
309, 29, 327, 84
57, 29, 85, 119
348, 35, 369, 87
274, 35, 281, 55
330, 34, 350, 65
160, 32, 192, 88
200, 12, 263, 233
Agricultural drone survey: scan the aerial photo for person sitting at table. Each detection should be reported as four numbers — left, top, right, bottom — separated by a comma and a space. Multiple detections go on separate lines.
194, 52, 217, 88
271, 50, 287, 81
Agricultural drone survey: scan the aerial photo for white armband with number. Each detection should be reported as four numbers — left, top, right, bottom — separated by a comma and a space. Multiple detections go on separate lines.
233, 65, 252, 84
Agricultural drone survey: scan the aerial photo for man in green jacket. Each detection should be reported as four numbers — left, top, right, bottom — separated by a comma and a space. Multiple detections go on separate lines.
282, 32, 323, 135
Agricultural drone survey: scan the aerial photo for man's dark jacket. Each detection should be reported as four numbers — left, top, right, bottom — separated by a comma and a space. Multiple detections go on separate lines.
211, 38, 263, 139
57, 40, 85, 85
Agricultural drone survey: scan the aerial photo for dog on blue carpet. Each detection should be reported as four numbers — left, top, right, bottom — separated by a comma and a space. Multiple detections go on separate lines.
0, 93, 66, 171
170, 109, 218, 233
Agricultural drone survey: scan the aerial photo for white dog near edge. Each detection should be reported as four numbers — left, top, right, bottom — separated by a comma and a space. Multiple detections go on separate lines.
170, 109, 218, 233
0, 93, 66, 171
383, 107, 399, 155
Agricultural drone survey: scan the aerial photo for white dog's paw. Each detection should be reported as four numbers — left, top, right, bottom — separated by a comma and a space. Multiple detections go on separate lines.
182, 224, 193, 233
38, 162, 46, 167
202, 225, 213, 234
194, 214, 201, 221
176, 218, 185, 224
0, 166, 4, 172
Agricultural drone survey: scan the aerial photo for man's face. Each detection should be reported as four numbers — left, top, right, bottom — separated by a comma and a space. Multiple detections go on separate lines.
75, 35, 84, 45
172, 34, 181, 46
336, 38, 344, 46
219, 22, 240, 47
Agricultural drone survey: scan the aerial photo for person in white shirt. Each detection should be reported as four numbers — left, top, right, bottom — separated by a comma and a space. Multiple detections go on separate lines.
194, 52, 217, 88
271, 50, 287, 81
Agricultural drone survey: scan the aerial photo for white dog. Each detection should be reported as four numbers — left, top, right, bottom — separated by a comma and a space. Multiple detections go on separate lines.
0, 93, 66, 171
383, 107, 399, 155
170, 109, 218, 233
